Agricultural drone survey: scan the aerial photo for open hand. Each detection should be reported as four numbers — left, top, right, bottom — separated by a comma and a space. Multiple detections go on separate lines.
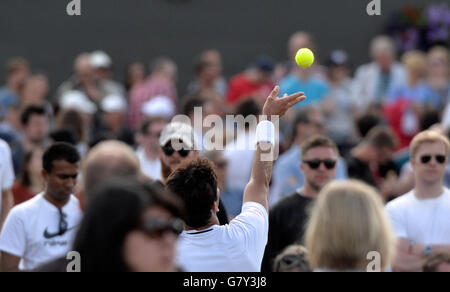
262, 86, 306, 118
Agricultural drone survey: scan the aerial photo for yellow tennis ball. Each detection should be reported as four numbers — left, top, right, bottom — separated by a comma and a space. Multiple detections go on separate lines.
295, 48, 315, 68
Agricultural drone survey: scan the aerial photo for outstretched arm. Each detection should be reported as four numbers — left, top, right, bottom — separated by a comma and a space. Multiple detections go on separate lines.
243, 86, 306, 212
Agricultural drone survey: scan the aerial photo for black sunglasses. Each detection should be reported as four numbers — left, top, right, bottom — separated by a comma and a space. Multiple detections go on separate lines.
162, 145, 190, 158
303, 159, 337, 170
141, 218, 184, 239
420, 154, 446, 164
44, 209, 68, 239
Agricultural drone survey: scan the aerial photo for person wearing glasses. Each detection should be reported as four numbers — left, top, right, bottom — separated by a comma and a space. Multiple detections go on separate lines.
136, 117, 168, 180
261, 135, 338, 272
159, 121, 200, 183
68, 179, 184, 272
386, 130, 450, 272
0, 143, 82, 271
158, 121, 229, 225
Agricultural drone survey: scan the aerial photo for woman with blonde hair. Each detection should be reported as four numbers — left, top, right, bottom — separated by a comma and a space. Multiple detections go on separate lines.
305, 180, 396, 272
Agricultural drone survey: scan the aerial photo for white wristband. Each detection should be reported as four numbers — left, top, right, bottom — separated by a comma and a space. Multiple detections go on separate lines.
255, 120, 275, 146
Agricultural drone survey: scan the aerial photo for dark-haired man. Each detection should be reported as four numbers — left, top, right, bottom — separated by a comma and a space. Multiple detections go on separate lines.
21, 105, 50, 152
167, 86, 306, 271
346, 125, 398, 188
262, 135, 338, 271
0, 143, 82, 271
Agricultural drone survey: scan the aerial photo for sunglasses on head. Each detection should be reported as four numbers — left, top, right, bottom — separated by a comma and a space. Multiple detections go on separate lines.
303, 159, 337, 170
141, 218, 184, 239
420, 154, 446, 164
162, 144, 190, 157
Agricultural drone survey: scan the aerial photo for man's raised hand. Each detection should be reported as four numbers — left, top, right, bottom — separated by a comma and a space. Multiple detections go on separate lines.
262, 86, 306, 119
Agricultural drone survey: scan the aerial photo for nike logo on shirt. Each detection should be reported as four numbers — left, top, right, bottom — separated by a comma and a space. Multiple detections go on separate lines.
43, 226, 78, 239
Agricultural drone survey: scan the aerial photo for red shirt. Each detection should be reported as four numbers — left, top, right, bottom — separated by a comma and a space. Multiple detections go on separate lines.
226, 73, 273, 104
127, 76, 177, 130
12, 182, 36, 205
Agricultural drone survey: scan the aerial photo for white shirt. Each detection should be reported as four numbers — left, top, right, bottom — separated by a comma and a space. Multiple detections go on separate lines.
176, 202, 268, 272
0, 193, 83, 271
0, 139, 15, 212
386, 188, 450, 245
136, 147, 161, 180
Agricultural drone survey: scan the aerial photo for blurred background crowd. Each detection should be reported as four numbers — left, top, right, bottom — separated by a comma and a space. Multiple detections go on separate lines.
0, 1, 448, 272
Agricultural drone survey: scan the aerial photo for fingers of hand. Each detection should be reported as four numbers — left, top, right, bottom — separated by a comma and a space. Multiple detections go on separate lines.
287, 95, 307, 108
269, 86, 280, 99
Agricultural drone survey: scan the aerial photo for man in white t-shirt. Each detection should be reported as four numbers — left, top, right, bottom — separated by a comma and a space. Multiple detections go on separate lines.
0, 143, 83, 271
386, 130, 450, 272
0, 139, 15, 231
166, 86, 306, 271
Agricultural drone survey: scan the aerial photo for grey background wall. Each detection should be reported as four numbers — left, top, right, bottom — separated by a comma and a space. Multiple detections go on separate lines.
0, 0, 441, 96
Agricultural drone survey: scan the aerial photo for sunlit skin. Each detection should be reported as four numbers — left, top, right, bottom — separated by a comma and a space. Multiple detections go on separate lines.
300, 147, 338, 194
411, 142, 448, 186
123, 207, 178, 272
159, 145, 199, 172
42, 160, 79, 208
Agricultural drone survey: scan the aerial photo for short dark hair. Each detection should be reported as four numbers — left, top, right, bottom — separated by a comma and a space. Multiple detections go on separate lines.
355, 113, 382, 138
366, 126, 398, 150
50, 128, 77, 145
423, 253, 450, 272
181, 95, 206, 117
43, 142, 80, 173
139, 117, 168, 135
20, 105, 47, 126
236, 99, 260, 118
301, 135, 339, 157
166, 158, 218, 228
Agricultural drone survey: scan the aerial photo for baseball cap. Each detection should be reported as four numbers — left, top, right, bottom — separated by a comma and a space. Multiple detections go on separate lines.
90, 51, 112, 68
142, 96, 175, 119
326, 50, 349, 67
159, 122, 198, 150
250, 55, 275, 72
101, 94, 127, 113
60, 90, 97, 114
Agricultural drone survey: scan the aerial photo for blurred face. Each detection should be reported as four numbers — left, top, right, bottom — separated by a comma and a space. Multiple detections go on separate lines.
201, 50, 222, 68
43, 160, 79, 202
9, 65, 30, 86
25, 114, 49, 144
296, 112, 324, 143
199, 63, 221, 83
128, 63, 146, 84
374, 51, 394, 71
142, 121, 167, 152
75, 57, 95, 83
289, 34, 312, 60
123, 206, 178, 272
375, 146, 395, 164
212, 154, 228, 189
22, 75, 49, 103
411, 142, 448, 185
159, 142, 199, 172
104, 112, 124, 130
428, 51, 449, 78
300, 146, 338, 192
328, 66, 349, 83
